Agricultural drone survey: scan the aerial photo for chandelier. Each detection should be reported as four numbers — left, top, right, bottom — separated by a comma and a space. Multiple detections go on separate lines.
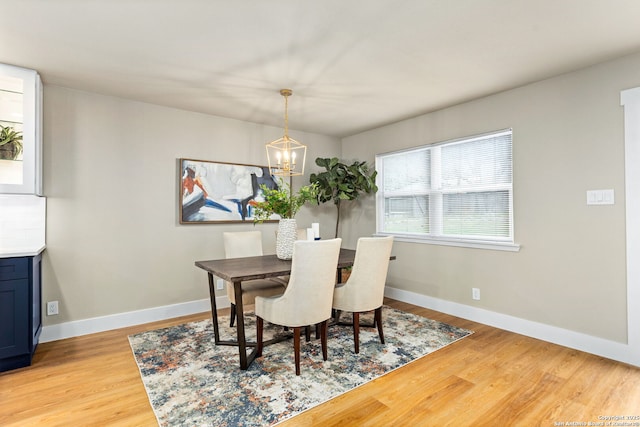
265, 89, 307, 177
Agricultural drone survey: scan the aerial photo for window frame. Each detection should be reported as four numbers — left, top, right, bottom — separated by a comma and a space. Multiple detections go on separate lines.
375, 129, 520, 252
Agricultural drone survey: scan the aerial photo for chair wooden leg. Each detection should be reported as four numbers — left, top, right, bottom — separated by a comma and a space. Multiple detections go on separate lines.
375, 306, 385, 344
320, 320, 328, 361
315, 323, 320, 339
256, 316, 264, 357
334, 309, 341, 323
229, 303, 236, 327
353, 312, 360, 353
305, 325, 311, 342
293, 327, 301, 375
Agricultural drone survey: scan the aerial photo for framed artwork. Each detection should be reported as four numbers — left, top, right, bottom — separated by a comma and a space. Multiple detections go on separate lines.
179, 158, 281, 224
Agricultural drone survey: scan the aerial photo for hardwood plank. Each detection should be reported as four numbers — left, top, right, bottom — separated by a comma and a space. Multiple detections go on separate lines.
1, 301, 639, 426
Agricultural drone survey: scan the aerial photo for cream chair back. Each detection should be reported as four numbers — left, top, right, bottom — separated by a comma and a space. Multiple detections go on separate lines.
334, 236, 394, 313
223, 231, 263, 258
257, 238, 341, 327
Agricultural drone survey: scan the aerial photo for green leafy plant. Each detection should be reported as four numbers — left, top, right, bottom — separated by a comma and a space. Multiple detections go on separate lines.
250, 182, 319, 222
0, 124, 23, 160
310, 157, 378, 238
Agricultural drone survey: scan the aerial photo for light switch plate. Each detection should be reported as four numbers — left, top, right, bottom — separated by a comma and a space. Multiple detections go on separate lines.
587, 189, 615, 205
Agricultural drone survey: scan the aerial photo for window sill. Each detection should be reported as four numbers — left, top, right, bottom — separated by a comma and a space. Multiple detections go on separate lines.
374, 233, 521, 252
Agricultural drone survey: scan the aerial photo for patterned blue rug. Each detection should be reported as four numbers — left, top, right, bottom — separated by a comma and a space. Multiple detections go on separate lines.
128, 307, 472, 426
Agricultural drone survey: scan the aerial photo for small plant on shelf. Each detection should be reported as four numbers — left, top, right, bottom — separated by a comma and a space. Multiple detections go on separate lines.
0, 124, 23, 161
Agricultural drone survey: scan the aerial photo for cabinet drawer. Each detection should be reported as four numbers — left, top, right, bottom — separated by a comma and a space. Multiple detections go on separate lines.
0, 258, 29, 280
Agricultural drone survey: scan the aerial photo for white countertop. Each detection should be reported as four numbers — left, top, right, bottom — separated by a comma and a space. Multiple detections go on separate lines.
0, 245, 46, 258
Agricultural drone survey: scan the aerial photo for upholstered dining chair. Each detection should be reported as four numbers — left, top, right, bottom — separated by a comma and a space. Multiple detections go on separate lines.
255, 238, 342, 375
332, 236, 394, 353
223, 231, 286, 327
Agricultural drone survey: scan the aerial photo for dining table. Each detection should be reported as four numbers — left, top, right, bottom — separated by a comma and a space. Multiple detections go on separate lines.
195, 248, 368, 370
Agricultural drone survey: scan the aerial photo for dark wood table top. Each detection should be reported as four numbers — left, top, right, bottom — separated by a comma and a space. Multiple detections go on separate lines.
195, 248, 362, 282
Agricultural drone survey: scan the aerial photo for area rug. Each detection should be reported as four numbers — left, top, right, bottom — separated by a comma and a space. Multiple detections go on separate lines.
128, 307, 472, 426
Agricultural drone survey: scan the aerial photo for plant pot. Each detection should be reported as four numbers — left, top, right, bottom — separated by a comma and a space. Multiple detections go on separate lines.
0, 143, 20, 160
276, 218, 297, 260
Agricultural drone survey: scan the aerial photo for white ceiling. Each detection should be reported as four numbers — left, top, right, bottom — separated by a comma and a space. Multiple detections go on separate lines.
2, 0, 640, 137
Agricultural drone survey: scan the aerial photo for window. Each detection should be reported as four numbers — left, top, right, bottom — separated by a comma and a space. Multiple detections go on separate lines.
376, 129, 517, 251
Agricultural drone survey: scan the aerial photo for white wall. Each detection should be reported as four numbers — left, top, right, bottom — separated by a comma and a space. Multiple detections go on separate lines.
41, 86, 341, 325
342, 52, 640, 344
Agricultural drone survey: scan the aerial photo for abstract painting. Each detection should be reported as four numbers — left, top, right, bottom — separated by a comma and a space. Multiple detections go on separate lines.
179, 158, 280, 224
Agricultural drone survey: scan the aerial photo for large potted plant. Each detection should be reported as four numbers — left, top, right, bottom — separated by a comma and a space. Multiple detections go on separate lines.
251, 181, 318, 259
0, 124, 23, 161
309, 157, 378, 238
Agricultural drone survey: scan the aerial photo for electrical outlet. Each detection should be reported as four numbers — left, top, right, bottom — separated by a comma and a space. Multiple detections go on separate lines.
47, 301, 59, 315
216, 278, 224, 290
472, 288, 481, 301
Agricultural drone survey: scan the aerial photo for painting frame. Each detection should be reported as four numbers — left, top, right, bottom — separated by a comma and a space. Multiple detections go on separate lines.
178, 158, 281, 224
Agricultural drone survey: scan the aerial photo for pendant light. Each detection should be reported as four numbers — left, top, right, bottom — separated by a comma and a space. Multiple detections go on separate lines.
265, 89, 306, 177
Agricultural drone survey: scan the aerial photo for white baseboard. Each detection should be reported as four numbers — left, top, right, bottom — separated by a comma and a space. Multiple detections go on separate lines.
384, 286, 639, 367
39, 296, 230, 343
40, 288, 638, 368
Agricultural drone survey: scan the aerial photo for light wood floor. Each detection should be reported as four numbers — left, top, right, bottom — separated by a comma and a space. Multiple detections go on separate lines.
1, 298, 639, 426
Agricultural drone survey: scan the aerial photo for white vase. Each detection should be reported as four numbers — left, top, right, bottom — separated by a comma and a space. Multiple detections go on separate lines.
276, 218, 297, 260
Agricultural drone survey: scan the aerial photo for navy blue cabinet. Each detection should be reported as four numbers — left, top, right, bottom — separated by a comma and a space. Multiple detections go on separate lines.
0, 254, 42, 372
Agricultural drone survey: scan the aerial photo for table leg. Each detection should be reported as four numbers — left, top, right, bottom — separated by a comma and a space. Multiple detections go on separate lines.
207, 273, 221, 344
233, 281, 248, 369
233, 280, 259, 370
203, 276, 274, 370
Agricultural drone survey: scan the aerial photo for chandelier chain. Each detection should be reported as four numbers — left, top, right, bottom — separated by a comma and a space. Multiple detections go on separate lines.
283, 91, 289, 139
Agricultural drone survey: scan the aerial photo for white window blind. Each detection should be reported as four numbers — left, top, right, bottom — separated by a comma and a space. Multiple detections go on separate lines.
376, 129, 514, 248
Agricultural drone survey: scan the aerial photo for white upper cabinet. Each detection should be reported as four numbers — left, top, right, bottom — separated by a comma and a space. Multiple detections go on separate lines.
0, 64, 42, 195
